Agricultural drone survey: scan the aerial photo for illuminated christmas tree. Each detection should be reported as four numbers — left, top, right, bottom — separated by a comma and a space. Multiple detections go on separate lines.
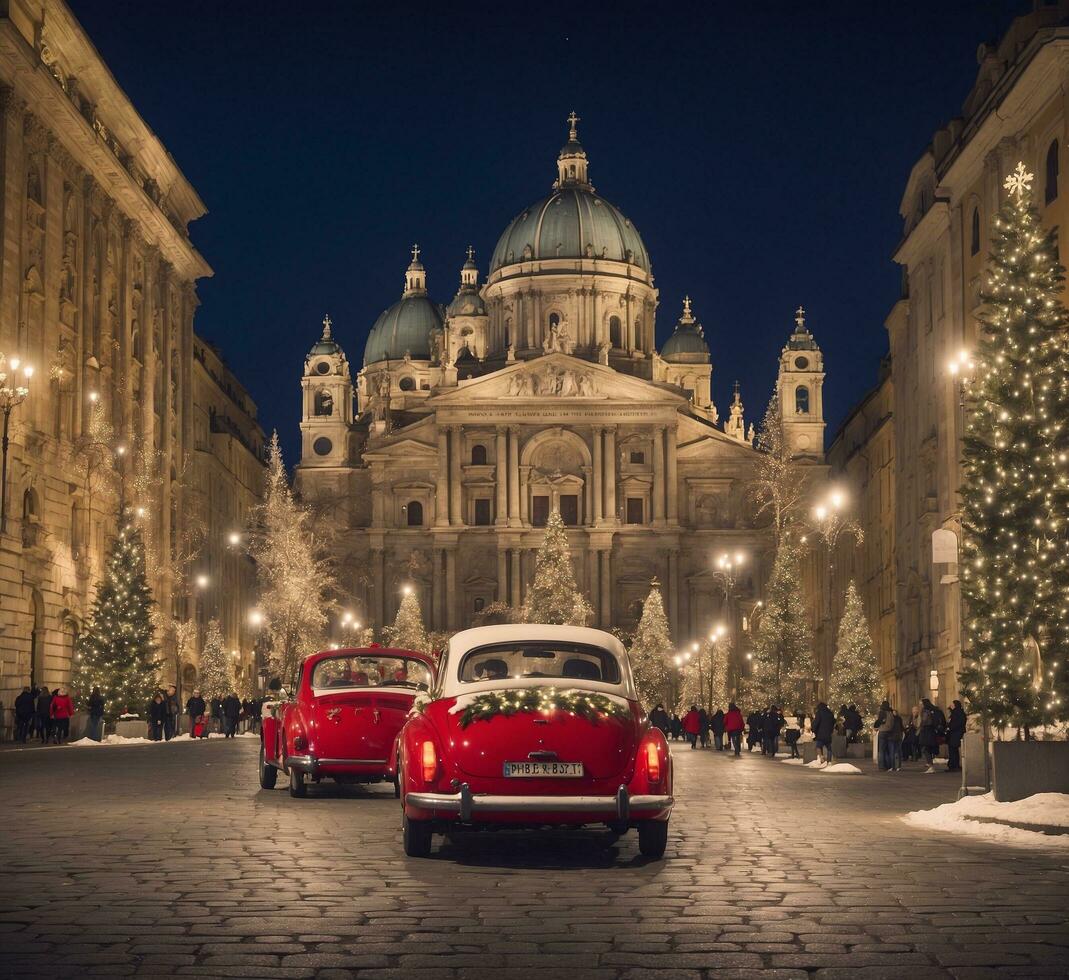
828, 580, 883, 718
960, 162, 1069, 729
628, 583, 673, 710
385, 588, 428, 651
521, 509, 593, 625
198, 618, 231, 702
747, 534, 816, 710
71, 519, 159, 719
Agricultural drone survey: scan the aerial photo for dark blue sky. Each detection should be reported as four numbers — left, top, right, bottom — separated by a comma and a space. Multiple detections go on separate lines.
71, 0, 1020, 455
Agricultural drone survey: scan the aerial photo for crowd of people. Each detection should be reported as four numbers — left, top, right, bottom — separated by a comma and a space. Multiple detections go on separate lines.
11, 683, 265, 744
648, 697, 968, 772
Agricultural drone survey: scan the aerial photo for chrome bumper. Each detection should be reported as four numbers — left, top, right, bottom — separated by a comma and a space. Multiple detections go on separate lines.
406, 782, 673, 822
286, 755, 387, 773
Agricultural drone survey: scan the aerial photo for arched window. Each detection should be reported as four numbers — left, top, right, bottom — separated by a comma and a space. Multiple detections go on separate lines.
22, 489, 40, 547
548, 312, 560, 331
70, 500, 83, 559
970, 207, 981, 256
399, 376, 415, 391
609, 315, 622, 348
1046, 139, 1060, 205
504, 322, 511, 349
406, 500, 423, 527
795, 385, 810, 415
471, 444, 487, 465
313, 389, 333, 416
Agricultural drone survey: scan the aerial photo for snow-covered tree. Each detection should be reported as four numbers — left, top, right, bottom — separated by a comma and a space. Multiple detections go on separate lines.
959, 162, 1069, 730
747, 535, 816, 708
750, 393, 807, 547
828, 581, 883, 718
628, 583, 673, 710
71, 520, 159, 719
249, 432, 336, 683
198, 618, 231, 701
384, 589, 428, 651
521, 509, 593, 625
676, 636, 730, 715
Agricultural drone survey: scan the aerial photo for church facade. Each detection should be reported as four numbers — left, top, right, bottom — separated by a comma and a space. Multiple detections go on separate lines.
295, 118, 827, 656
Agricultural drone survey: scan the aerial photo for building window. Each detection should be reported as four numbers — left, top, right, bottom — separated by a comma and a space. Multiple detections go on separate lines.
471, 444, 487, 465
474, 597, 485, 614
629, 450, 645, 464
315, 361, 331, 375
399, 376, 416, 391
625, 497, 644, 525
313, 436, 333, 456
609, 315, 622, 348
474, 498, 491, 526
71, 500, 83, 558
313, 389, 334, 416
560, 494, 578, 526
532, 495, 550, 527
970, 207, 981, 256
406, 500, 423, 526
795, 385, 810, 415
548, 312, 561, 332
1046, 139, 1059, 205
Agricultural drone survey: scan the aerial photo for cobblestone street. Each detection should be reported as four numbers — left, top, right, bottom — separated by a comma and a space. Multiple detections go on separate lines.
2, 738, 1068, 979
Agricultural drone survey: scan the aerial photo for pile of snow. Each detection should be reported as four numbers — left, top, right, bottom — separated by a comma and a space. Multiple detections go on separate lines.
780, 757, 806, 766
71, 734, 153, 746
820, 762, 862, 775
904, 792, 1069, 847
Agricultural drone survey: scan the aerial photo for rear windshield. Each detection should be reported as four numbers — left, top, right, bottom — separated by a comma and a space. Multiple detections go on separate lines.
457, 642, 621, 685
311, 655, 431, 691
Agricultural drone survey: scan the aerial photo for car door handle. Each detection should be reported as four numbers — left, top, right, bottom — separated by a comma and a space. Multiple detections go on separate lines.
527, 750, 559, 761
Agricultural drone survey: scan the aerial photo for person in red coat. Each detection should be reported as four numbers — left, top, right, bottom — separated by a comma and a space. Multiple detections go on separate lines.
723, 702, 745, 757
682, 705, 701, 749
49, 688, 75, 744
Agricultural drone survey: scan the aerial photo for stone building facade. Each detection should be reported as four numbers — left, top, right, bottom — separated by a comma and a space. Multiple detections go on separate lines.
806, 2, 1069, 710
296, 119, 829, 667
0, 0, 263, 723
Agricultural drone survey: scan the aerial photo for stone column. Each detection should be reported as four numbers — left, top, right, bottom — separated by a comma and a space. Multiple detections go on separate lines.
519, 465, 530, 525
433, 547, 444, 630
497, 548, 508, 604
581, 465, 592, 525
508, 426, 521, 526
603, 426, 617, 522
666, 423, 679, 523
435, 427, 449, 526
373, 549, 386, 627
652, 425, 666, 525
449, 425, 463, 525
446, 548, 457, 631
495, 425, 507, 525
510, 549, 521, 608
599, 550, 612, 627
668, 550, 679, 638
592, 427, 603, 524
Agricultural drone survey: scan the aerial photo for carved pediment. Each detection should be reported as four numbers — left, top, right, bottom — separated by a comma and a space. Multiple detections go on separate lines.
362, 437, 437, 462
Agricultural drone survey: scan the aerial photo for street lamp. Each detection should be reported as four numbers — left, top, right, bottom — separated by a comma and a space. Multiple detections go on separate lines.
0, 353, 33, 536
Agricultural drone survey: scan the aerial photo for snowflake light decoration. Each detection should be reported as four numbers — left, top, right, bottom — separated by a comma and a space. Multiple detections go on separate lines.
1003, 161, 1034, 200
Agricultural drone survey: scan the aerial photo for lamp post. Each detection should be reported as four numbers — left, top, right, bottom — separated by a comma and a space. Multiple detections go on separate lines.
713, 551, 746, 694
0, 353, 33, 536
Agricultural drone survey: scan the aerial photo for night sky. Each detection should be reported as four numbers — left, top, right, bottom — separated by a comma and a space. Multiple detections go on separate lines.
70, 0, 1020, 457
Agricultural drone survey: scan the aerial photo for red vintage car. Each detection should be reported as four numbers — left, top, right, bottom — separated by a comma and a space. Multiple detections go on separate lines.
397, 624, 673, 858
259, 646, 436, 797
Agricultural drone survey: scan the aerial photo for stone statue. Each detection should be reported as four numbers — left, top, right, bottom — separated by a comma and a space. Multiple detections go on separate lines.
597, 340, 611, 365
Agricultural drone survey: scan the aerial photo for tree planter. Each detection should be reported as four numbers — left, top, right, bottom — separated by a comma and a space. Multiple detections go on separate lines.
114, 718, 147, 739
992, 741, 1069, 802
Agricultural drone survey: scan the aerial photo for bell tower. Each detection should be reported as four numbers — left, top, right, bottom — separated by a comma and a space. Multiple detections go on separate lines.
777, 306, 825, 460
300, 314, 353, 467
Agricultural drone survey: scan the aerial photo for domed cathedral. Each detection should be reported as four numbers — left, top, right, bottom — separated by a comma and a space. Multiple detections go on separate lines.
296, 114, 827, 652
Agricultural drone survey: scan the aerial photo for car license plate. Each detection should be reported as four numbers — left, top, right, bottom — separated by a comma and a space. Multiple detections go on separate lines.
503, 761, 584, 777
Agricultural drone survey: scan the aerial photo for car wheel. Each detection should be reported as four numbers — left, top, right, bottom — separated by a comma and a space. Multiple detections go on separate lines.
258, 744, 278, 789
637, 820, 668, 858
289, 767, 307, 798
402, 812, 433, 857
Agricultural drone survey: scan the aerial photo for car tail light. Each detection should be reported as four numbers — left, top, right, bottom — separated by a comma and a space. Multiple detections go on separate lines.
293, 734, 308, 752
645, 741, 661, 783
421, 740, 437, 783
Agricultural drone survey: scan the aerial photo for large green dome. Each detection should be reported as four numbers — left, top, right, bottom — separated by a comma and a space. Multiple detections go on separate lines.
363, 295, 443, 365
490, 186, 649, 273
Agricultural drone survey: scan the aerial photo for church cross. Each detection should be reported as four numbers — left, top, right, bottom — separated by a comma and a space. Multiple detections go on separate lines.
466, 244, 475, 261
322, 313, 332, 339
567, 110, 580, 139
682, 295, 692, 319
795, 305, 806, 329
411, 243, 420, 263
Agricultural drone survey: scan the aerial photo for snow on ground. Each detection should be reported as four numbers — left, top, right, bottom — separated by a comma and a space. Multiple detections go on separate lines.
780, 758, 806, 766
68, 731, 251, 747
820, 763, 863, 774
904, 792, 1069, 847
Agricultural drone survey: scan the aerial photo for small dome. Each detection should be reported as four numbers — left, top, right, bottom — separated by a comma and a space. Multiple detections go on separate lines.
661, 297, 710, 360
309, 314, 342, 355
448, 287, 486, 317
490, 187, 648, 272
363, 295, 443, 366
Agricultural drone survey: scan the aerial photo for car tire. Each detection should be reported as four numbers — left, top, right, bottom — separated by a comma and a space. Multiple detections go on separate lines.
637, 820, 668, 858
259, 744, 278, 789
402, 812, 433, 857
289, 767, 307, 798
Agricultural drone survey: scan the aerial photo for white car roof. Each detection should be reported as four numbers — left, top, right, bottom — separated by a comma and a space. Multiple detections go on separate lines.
439, 624, 635, 700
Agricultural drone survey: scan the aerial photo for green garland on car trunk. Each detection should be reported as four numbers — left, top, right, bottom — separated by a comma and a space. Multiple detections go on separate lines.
457, 687, 629, 728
